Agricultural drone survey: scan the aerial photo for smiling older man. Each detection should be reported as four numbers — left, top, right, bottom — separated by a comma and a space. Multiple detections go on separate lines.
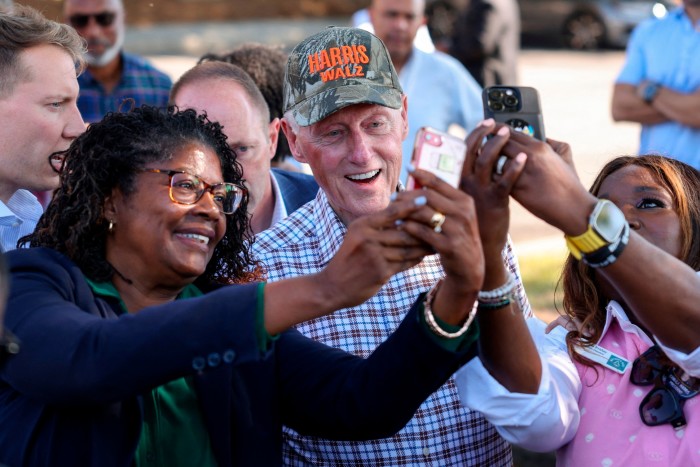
253, 26, 532, 465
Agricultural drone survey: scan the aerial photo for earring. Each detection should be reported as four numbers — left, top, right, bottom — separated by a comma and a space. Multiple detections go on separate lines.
108, 220, 114, 233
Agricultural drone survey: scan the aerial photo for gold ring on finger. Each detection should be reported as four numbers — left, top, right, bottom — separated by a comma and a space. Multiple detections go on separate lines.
430, 211, 446, 233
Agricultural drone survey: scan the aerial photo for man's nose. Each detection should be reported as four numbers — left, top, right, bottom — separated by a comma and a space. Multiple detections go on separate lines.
348, 132, 372, 164
64, 104, 86, 140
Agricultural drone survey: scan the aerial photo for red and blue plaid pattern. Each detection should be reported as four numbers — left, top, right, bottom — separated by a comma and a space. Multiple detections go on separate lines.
254, 190, 531, 466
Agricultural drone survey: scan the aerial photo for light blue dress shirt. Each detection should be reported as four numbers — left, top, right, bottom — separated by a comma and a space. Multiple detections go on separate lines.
616, 8, 700, 168
0, 189, 43, 251
399, 47, 483, 184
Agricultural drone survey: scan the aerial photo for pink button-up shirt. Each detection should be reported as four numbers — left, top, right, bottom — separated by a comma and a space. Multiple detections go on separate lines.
456, 300, 700, 466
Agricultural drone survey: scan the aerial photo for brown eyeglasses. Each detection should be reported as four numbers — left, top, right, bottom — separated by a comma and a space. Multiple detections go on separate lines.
141, 168, 245, 215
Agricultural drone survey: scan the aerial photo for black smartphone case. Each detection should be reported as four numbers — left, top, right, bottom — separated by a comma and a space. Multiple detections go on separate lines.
482, 86, 546, 141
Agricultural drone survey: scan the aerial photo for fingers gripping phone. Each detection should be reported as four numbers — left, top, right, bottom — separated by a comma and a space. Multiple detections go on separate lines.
482, 86, 546, 141
407, 127, 467, 190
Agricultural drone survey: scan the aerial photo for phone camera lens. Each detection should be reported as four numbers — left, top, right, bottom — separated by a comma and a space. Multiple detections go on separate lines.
488, 89, 504, 101
491, 102, 504, 111
504, 95, 518, 107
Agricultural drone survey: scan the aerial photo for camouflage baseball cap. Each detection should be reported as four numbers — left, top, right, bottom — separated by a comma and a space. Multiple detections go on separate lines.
283, 26, 403, 127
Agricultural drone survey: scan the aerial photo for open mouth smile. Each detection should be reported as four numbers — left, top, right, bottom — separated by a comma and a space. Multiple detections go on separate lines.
346, 169, 380, 183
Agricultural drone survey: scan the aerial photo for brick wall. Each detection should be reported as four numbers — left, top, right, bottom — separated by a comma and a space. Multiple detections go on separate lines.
18, 0, 371, 24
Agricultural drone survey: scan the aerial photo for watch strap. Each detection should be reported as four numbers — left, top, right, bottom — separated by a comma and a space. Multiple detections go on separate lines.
643, 82, 660, 103
581, 222, 630, 268
566, 224, 608, 257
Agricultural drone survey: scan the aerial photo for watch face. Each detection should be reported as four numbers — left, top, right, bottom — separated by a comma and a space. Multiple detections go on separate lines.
595, 200, 627, 242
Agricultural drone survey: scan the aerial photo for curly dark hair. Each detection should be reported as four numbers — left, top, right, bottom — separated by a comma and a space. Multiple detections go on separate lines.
24, 105, 261, 286
560, 155, 700, 367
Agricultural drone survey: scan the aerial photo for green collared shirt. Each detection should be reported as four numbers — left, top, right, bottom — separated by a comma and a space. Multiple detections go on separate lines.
86, 279, 218, 467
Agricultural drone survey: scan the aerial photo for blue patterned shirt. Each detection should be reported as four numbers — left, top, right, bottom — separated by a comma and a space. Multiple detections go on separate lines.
77, 52, 172, 123
253, 189, 532, 466
0, 190, 43, 252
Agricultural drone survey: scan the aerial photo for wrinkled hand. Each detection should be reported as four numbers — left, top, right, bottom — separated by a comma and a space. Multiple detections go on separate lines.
319, 194, 434, 311
397, 169, 485, 325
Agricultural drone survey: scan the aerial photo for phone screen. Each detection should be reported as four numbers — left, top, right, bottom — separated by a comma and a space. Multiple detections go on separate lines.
407, 127, 466, 189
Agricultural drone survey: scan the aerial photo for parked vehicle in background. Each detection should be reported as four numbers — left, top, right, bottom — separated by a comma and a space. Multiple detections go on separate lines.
520, 0, 677, 49
426, 0, 678, 50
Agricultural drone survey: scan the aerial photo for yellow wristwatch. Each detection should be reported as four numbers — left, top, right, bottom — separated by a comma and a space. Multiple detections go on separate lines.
565, 199, 627, 260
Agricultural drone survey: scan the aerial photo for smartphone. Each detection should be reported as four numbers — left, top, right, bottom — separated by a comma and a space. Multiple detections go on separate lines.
407, 127, 467, 190
482, 86, 546, 141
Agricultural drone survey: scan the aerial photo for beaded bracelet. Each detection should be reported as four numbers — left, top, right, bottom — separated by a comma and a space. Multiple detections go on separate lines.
477, 272, 516, 308
477, 297, 513, 311
423, 280, 476, 339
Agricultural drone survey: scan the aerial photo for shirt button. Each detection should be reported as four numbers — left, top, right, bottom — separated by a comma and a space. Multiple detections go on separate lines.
192, 357, 206, 371
207, 352, 221, 367
223, 349, 236, 363
11, 222, 19, 228
422, 447, 430, 457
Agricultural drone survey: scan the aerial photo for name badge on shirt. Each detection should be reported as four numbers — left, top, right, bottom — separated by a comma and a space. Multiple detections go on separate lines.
574, 344, 630, 374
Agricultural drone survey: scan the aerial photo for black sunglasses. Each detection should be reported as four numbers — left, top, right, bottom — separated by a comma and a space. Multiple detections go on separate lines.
631, 345, 700, 429
68, 12, 116, 29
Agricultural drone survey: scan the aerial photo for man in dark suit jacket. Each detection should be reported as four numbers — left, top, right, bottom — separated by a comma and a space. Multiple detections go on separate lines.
170, 62, 318, 234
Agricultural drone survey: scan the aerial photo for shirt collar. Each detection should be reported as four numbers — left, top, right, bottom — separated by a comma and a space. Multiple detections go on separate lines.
85, 277, 203, 315
269, 172, 288, 227
673, 6, 700, 30
0, 201, 13, 219
0, 190, 43, 221
602, 299, 654, 346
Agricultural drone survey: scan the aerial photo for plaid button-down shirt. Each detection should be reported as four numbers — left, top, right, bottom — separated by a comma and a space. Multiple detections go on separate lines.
77, 52, 172, 123
253, 190, 532, 466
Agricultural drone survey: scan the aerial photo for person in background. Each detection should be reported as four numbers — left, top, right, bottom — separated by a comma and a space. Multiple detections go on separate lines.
0, 5, 84, 251
611, 0, 700, 168
254, 26, 532, 465
63, 0, 172, 123
199, 43, 300, 171
0, 105, 485, 466
457, 120, 700, 465
369, 0, 482, 184
448, 0, 520, 87
170, 62, 318, 234
352, 6, 435, 53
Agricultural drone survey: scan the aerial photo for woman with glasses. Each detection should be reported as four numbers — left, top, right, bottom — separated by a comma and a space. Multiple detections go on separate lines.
0, 106, 485, 466
455, 119, 700, 465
